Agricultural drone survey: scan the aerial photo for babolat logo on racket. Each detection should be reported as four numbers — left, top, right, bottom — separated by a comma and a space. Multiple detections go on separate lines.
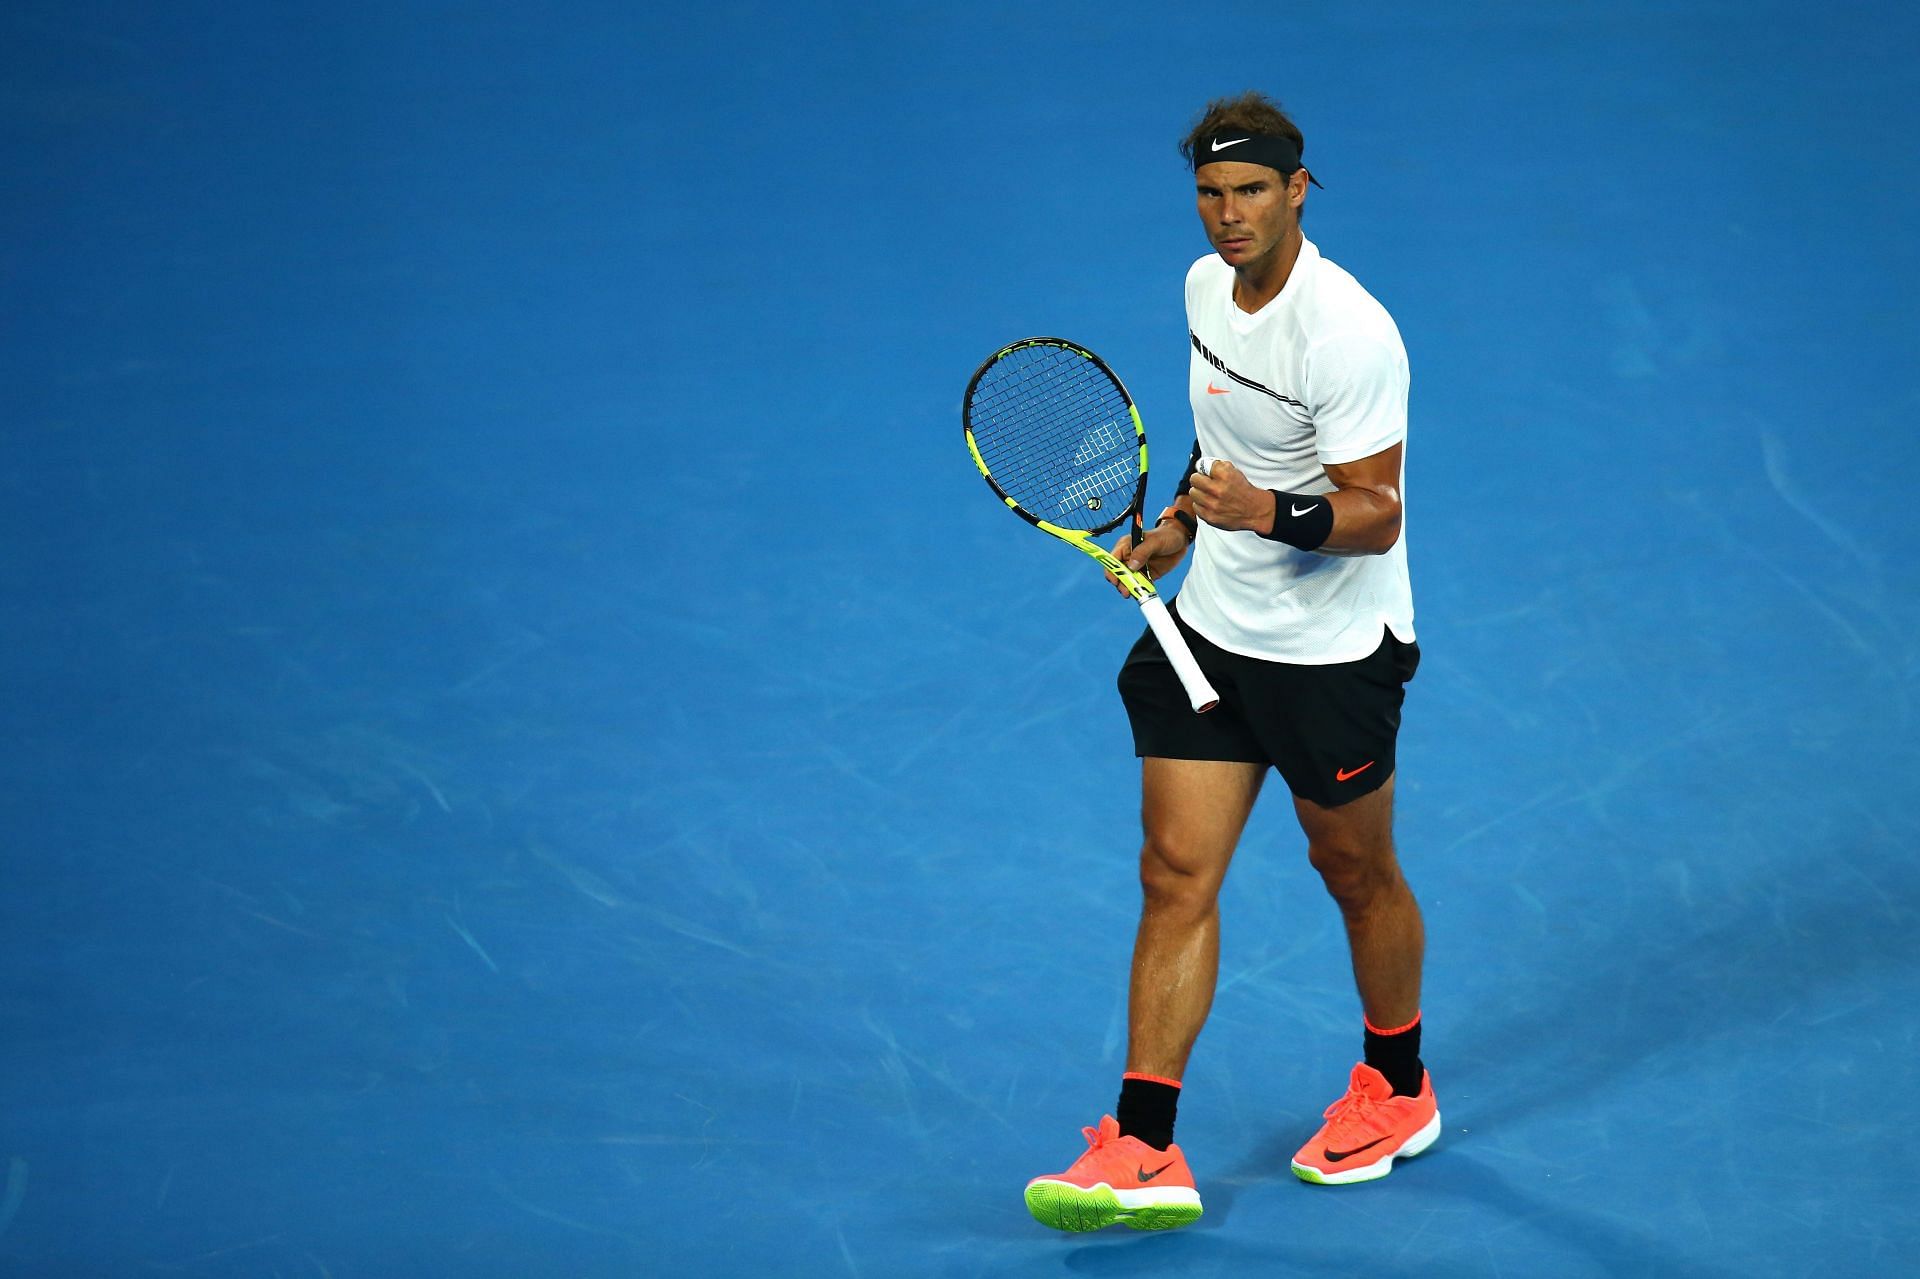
1065, 419, 1134, 513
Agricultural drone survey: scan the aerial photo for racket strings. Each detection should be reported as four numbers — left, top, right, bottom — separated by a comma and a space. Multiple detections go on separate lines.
967, 347, 1141, 532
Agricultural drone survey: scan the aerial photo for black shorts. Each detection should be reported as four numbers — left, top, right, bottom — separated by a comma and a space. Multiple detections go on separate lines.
1117, 605, 1420, 808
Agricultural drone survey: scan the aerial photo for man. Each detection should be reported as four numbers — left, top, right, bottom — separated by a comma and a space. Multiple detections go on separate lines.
1023, 93, 1435, 1234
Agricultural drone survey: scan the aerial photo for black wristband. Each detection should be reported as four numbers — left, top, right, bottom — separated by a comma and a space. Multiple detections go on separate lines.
1158, 509, 1197, 542
1259, 490, 1334, 551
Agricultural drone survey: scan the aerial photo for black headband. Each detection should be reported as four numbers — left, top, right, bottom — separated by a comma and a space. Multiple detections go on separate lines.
1194, 130, 1325, 188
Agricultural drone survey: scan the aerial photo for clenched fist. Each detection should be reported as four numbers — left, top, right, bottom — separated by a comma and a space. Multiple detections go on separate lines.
1188, 458, 1276, 534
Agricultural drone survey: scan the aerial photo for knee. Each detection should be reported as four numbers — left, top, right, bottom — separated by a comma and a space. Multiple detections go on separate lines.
1307, 839, 1398, 913
1138, 828, 1225, 914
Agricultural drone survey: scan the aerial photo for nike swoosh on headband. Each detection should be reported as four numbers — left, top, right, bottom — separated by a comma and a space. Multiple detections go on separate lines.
1209, 137, 1249, 151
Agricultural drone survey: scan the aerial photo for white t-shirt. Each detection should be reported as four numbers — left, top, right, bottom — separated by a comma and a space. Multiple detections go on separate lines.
1173, 238, 1415, 664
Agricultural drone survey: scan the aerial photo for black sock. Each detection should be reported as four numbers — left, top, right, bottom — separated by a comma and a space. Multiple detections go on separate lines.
1115, 1073, 1180, 1150
1364, 1015, 1425, 1097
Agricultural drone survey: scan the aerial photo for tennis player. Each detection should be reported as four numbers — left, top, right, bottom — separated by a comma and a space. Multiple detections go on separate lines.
1024, 92, 1434, 1232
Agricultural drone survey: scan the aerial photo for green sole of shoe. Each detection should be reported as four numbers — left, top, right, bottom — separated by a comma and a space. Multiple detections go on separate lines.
1024, 1182, 1203, 1232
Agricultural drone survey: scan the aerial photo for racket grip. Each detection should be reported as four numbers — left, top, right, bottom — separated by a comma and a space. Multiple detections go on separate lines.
1138, 596, 1220, 714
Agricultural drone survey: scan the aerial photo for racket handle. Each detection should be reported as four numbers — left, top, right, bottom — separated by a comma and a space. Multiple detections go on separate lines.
1138, 596, 1220, 714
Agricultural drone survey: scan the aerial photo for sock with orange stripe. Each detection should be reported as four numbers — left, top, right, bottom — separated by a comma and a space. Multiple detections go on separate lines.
1115, 1072, 1181, 1151
1364, 1012, 1424, 1096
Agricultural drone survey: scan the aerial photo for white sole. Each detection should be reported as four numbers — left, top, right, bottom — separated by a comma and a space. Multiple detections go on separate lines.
1291, 1110, 1442, 1185
1113, 1185, 1202, 1212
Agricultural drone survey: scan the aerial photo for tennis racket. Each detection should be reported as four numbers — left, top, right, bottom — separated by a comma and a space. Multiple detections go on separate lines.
963, 336, 1219, 713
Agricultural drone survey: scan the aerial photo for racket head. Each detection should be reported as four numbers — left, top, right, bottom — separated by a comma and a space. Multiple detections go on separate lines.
963, 337, 1148, 538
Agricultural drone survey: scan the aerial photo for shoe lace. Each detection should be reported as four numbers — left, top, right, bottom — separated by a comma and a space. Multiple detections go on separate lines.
1321, 1083, 1382, 1142
1080, 1124, 1111, 1152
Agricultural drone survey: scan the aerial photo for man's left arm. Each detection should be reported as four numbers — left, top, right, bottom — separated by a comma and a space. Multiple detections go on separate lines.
1186, 447, 1402, 554
1189, 328, 1406, 554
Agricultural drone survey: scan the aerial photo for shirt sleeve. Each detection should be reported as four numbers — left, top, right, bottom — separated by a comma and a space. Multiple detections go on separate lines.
1306, 333, 1408, 467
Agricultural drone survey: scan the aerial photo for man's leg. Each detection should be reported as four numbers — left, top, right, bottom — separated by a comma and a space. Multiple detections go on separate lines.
1288, 773, 1440, 1184
1022, 756, 1262, 1232
1126, 757, 1267, 1078
1292, 774, 1423, 1029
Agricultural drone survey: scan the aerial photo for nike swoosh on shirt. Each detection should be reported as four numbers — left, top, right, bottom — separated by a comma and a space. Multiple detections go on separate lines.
1206, 382, 1230, 395
1210, 137, 1249, 151
1190, 333, 1307, 410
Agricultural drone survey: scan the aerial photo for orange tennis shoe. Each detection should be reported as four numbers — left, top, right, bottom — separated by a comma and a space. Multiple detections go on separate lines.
1024, 1115, 1203, 1231
1290, 1063, 1441, 1185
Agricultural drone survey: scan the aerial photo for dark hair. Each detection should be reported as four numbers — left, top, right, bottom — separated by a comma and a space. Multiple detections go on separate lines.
1179, 91, 1306, 169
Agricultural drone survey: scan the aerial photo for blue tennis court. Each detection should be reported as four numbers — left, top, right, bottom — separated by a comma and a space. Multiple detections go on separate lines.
5, 2, 1917, 1274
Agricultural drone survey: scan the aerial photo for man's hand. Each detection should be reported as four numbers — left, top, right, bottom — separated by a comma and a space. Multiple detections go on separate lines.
1188, 459, 1276, 534
1105, 522, 1191, 598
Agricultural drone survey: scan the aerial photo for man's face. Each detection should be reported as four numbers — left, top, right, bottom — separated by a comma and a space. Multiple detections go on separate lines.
1194, 161, 1305, 270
